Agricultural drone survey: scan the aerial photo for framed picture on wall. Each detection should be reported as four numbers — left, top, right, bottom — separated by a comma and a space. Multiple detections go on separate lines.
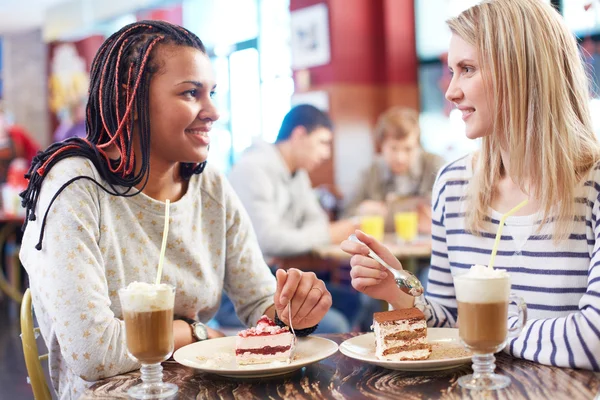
290, 3, 331, 69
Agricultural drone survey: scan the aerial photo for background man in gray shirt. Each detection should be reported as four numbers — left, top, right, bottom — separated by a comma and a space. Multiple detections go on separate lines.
223, 104, 359, 332
228, 104, 357, 258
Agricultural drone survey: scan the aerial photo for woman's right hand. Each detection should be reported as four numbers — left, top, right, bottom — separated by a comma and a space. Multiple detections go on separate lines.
340, 230, 415, 309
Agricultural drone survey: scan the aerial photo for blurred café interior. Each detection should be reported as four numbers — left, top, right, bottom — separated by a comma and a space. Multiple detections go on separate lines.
1, 0, 600, 398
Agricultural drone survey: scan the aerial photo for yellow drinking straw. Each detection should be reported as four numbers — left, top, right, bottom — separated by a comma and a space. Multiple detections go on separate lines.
155, 199, 171, 285
488, 199, 529, 270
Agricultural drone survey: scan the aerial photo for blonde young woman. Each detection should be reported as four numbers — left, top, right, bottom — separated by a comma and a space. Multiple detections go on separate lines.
342, 0, 600, 371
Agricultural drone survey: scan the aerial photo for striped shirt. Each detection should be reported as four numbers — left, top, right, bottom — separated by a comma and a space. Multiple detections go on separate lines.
420, 154, 600, 371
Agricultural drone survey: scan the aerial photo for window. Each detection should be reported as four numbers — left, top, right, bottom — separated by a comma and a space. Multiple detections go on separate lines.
183, 0, 293, 172
563, 0, 600, 36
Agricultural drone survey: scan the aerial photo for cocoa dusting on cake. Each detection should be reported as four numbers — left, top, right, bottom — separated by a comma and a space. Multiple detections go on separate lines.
373, 308, 426, 325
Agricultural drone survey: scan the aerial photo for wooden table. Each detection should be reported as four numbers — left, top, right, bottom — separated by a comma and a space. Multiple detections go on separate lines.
82, 333, 600, 399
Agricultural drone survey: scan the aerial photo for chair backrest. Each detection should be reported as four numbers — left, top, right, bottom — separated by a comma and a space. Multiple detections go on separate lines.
20, 288, 52, 400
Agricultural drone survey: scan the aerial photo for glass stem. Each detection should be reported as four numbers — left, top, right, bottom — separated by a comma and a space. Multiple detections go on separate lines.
471, 353, 496, 380
140, 363, 163, 386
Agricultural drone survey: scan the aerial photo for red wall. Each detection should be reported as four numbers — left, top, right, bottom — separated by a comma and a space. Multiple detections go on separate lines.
383, 0, 417, 84
290, 0, 417, 86
289, 0, 419, 188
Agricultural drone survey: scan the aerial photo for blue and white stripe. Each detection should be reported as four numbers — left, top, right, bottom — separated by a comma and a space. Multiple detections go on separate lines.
422, 154, 600, 371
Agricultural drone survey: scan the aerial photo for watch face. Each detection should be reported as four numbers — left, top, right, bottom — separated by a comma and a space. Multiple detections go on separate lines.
193, 323, 208, 341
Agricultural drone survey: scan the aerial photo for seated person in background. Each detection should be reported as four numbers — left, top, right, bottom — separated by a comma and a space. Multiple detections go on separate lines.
229, 104, 357, 258
343, 107, 444, 234
19, 21, 332, 398
227, 104, 358, 332
0, 101, 40, 182
342, 0, 600, 371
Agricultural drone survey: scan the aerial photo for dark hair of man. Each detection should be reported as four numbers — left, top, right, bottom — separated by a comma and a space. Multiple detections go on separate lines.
20, 20, 207, 250
274, 104, 333, 143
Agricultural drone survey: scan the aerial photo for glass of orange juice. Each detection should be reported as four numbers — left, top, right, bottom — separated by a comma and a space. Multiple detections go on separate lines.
395, 212, 418, 243
360, 215, 385, 242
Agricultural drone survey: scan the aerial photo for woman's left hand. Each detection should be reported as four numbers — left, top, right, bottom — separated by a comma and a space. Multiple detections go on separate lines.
273, 268, 332, 330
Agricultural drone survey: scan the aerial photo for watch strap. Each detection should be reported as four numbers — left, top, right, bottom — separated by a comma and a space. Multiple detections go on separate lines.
177, 316, 196, 325
274, 313, 318, 337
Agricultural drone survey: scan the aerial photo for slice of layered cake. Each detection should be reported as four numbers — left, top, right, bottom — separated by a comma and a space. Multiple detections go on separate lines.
235, 315, 296, 365
373, 308, 432, 361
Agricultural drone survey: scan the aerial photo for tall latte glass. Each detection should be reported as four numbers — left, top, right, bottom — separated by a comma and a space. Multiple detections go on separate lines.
119, 282, 178, 399
453, 265, 527, 390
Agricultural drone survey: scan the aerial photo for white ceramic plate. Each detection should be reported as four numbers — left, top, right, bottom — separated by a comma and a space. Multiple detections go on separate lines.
339, 328, 472, 372
173, 335, 339, 378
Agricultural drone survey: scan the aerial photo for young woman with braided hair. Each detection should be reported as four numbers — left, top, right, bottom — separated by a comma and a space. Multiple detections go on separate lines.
20, 20, 332, 398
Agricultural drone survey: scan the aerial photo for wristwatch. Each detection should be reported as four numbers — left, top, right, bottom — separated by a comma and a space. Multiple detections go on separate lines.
178, 316, 208, 341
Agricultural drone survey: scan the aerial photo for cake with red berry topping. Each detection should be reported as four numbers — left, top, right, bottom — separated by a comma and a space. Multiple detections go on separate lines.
235, 315, 296, 365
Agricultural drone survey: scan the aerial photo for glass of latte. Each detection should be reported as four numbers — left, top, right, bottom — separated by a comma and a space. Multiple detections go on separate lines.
453, 265, 527, 390
119, 282, 178, 399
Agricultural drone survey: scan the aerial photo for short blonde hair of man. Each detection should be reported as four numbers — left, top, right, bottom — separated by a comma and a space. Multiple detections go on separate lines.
447, 0, 600, 240
373, 107, 420, 153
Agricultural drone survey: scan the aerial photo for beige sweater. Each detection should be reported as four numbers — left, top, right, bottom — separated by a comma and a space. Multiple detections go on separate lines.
20, 157, 276, 399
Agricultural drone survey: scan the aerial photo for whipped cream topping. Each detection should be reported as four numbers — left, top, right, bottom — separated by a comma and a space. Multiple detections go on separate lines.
119, 282, 174, 312
454, 265, 511, 303
461, 264, 509, 279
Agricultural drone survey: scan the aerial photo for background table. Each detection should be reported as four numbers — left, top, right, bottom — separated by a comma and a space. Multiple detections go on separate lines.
312, 234, 432, 262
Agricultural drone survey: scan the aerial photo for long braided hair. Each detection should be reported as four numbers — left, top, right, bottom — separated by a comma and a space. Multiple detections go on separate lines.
21, 20, 208, 250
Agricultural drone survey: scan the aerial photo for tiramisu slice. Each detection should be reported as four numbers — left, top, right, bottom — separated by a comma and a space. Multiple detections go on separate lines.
235, 315, 296, 365
373, 308, 432, 361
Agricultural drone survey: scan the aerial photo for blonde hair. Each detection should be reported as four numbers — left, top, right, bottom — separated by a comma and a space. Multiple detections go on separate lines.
447, 0, 600, 239
374, 107, 420, 152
